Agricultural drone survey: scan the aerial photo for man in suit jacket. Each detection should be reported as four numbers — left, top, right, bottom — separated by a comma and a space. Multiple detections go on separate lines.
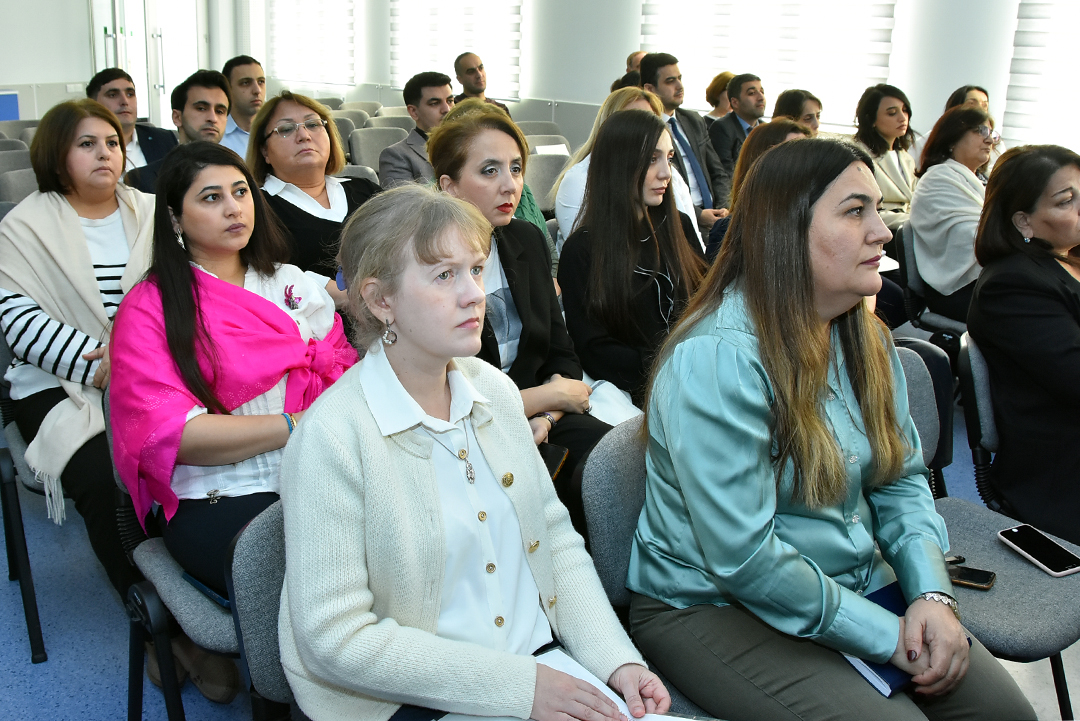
87, 68, 178, 172
640, 53, 730, 232
708, 73, 766, 206
379, 72, 455, 187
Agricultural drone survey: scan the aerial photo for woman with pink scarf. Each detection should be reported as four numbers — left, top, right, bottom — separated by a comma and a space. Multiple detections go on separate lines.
109, 142, 357, 701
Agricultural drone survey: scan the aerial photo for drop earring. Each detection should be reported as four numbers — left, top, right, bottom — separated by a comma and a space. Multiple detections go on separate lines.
174, 229, 185, 249
381, 318, 397, 345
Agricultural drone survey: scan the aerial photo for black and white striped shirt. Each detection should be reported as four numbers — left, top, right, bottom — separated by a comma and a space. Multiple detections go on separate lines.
2, 209, 130, 399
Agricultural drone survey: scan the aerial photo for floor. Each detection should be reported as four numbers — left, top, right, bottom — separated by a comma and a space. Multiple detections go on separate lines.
1, 408, 1077, 720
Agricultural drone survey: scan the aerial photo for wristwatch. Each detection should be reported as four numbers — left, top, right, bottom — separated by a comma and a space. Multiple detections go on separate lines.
918, 591, 960, 621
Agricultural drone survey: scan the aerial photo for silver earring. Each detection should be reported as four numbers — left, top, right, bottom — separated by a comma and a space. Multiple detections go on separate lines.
1023, 235, 1031, 243
174, 229, 185, 249
381, 318, 397, 345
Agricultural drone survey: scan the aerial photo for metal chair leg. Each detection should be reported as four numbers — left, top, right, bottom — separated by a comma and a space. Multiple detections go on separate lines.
127, 580, 186, 721
1051, 652, 1073, 720
127, 614, 146, 721
0, 448, 46, 663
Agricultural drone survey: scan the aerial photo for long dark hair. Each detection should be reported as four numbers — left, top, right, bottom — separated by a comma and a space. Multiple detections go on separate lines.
577, 109, 706, 346
976, 144, 1080, 267
645, 139, 905, 507
917, 105, 991, 177
148, 142, 289, 413
854, 84, 914, 156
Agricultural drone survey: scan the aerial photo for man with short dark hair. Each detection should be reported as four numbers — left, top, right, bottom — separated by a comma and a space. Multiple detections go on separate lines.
86, 68, 177, 172
640, 52, 729, 230
708, 72, 766, 205
379, 71, 455, 187
126, 70, 231, 193
453, 52, 510, 116
221, 55, 266, 159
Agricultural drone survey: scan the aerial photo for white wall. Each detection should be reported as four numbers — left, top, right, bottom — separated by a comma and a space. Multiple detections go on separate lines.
0, 0, 93, 84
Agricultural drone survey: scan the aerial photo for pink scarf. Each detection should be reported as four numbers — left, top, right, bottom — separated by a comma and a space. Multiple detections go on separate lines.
109, 270, 359, 524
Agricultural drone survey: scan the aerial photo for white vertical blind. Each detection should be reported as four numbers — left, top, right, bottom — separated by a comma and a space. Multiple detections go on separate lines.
389, 0, 522, 101
640, 1, 896, 129
267, 0, 357, 86
1001, 1, 1080, 149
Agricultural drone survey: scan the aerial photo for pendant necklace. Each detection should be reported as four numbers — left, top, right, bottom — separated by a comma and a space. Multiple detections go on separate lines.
431, 419, 475, 483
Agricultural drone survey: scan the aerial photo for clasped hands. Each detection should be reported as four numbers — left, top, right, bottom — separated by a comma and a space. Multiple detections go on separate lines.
530, 662, 670, 721
526, 374, 594, 445
890, 597, 970, 695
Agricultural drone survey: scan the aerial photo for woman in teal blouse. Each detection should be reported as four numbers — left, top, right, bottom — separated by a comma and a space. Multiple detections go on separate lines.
626, 139, 1034, 721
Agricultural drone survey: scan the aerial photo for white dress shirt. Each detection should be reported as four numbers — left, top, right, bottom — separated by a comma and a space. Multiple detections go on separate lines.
263, 174, 349, 222
124, 132, 147, 172
358, 343, 554, 654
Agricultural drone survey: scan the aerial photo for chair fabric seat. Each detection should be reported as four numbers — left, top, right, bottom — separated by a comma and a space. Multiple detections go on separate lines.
935, 496, 1080, 660
3, 422, 43, 495
133, 538, 238, 654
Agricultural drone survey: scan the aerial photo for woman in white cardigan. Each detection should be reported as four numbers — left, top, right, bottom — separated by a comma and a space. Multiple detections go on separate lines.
910, 106, 996, 322
278, 184, 670, 721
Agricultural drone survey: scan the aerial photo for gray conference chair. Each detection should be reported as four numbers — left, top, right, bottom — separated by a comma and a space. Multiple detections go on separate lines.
516, 120, 561, 136
525, 134, 571, 155
524, 154, 567, 214
579, 417, 712, 719
375, 105, 411, 117
0, 138, 28, 151
0, 120, 38, 141
334, 164, 379, 185
0, 168, 37, 204
0, 149, 32, 176
364, 115, 415, 131
19, 127, 35, 146
225, 501, 294, 719
332, 108, 370, 130
314, 96, 343, 110
896, 222, 967, 336
545, 217, 559, 250
341, 100, 382, 116
349, 127, 408, 172
956, 332, 1008, 512
0, 200, 16, 221
332, 117, 356, 158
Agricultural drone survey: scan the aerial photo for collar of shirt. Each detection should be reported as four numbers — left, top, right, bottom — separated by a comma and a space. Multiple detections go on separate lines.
125, 131, 147, 171
737, 114, 756, 136
225, 114, 240, 135
263, 174, 348, 222
357, 342, 491, 437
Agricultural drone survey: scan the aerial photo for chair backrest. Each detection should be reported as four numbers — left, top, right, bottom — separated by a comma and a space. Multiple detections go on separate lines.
226, 500, 293, 704
896, 347, 939, 468
0, 201, 16, 223
0, 120, 38, 141
0, 150, 32, 176
334, 164, 379, 184
19, 127, 36, 146
364, 115, 415, 131
580, 416, 647, 610
0, 168, 36, 204
0, 138, 27, 152
958, 332, 998, 452
899, 221, 927, 297
342, 100, 383, 116
332, 108, 370, 128
526, 134, 571, 155
545, 217, 559, 248
315, 96, 343, 110
376, 105, 411, 117
524, 154, 567, 213
332, 117, 356, 151
516, 120, 561, 136
349, 127, 408, 170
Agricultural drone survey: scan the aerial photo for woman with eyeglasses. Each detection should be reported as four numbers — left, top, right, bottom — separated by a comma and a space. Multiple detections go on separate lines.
248, 91, 379, 305
909, 106, 997, 322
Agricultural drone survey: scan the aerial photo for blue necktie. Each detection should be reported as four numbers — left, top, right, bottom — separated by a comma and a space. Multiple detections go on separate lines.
668, 116, 713, 209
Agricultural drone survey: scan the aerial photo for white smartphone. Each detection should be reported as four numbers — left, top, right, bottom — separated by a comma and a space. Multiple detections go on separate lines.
998, 524, 1080, 577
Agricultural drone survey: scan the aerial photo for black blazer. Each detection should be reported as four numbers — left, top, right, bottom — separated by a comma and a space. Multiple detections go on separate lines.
124, 157, 163, 194
967, 251, 1080, 544
671, 108, 729, 213
135, 124, 178, 166
557, 212, 699, 406
707, 112, 750, 207
477, 218, 581, 389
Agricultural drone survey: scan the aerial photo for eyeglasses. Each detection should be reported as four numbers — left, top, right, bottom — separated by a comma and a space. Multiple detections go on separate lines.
267, 118, 327, 140
974, 125, 1001, 145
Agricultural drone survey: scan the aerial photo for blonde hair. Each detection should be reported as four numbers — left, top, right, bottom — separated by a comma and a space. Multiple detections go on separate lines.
427, 99, 529, 183
247, 91, 346, 184
549, 87, 664, 203
338, 184, 493, 349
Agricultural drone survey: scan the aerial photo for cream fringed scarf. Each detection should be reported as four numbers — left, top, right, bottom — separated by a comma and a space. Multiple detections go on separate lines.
0, 186, 154, 522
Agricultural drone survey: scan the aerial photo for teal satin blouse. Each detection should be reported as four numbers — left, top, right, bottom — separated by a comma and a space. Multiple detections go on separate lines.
626, 289, 952, 663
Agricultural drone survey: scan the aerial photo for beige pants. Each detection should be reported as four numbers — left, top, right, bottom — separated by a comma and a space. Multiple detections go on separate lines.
629, 593, 1036, 721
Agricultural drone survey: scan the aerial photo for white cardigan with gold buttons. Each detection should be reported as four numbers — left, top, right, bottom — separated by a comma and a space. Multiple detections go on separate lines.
277, 356, 643, 721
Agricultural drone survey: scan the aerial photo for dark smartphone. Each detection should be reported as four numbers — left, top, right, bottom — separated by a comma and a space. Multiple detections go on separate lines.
998, 524, 1080, 577
947, 564, 996, 590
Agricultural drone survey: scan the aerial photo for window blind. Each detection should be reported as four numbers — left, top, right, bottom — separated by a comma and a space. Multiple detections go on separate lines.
267, 0, 356, 86
389, 0, 522, 101
640, 1, 896, 129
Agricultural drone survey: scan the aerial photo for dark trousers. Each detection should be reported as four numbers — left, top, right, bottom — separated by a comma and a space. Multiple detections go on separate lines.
160, 491, 279, 598
925, 280, 977, 324
13, 387, 141, 597
547, 411, 610, 538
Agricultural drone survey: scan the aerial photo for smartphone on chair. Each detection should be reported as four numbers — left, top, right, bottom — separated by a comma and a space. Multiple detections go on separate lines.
998, 524, 1080, 578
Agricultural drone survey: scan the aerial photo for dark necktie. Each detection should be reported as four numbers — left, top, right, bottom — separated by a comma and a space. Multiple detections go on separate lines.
668, 116, 713, 209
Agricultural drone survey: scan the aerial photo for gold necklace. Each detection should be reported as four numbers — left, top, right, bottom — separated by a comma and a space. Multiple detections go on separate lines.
430, 419, 475, 483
